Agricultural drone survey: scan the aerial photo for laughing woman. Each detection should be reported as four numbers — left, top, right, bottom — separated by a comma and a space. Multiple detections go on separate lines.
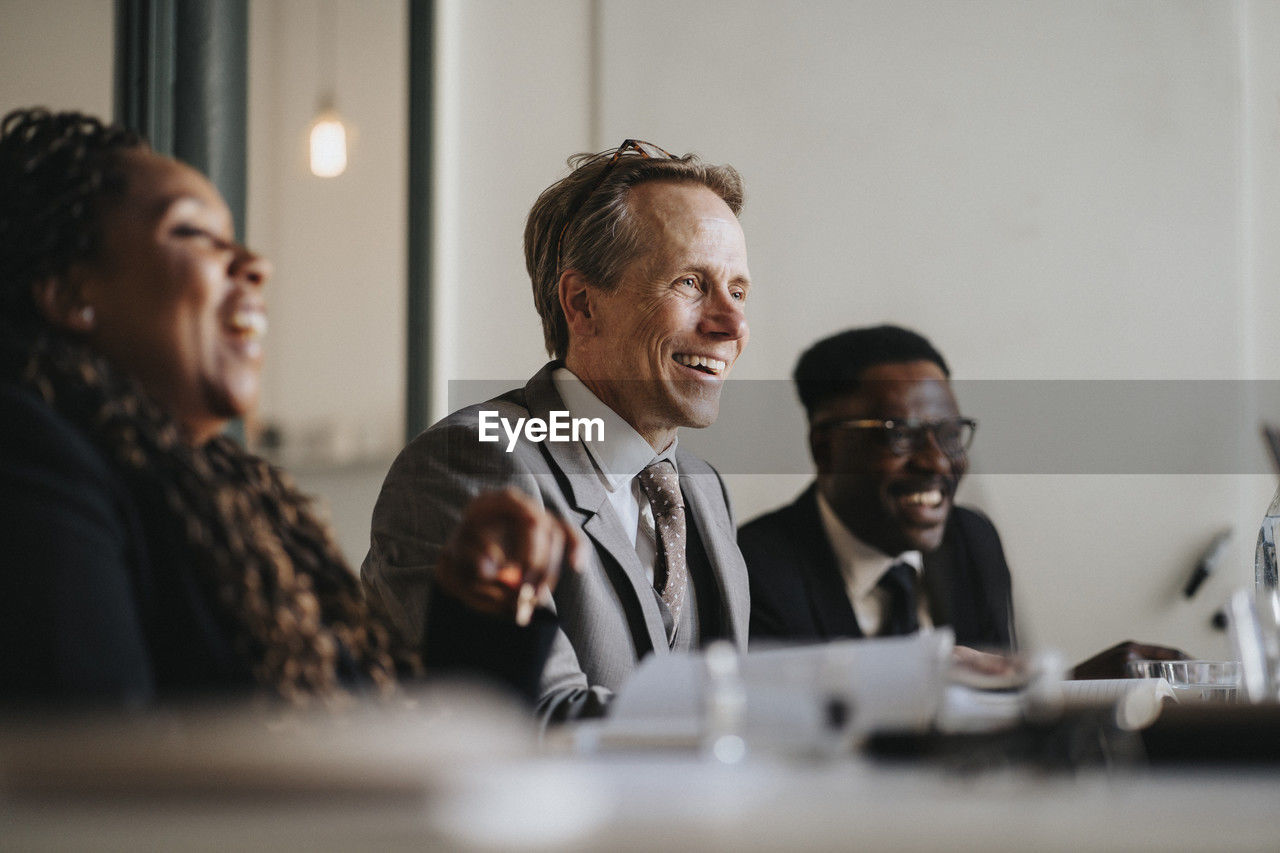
0, 109, 575, 705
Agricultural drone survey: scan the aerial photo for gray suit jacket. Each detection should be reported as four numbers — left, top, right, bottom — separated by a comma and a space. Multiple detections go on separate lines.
361, 362, 750, 722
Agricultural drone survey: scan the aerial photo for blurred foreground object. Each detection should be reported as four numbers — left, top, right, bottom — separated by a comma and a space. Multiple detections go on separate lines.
0, 685, 533, 800
1228, 586, 1280, 703
0, 685, 615, 850
1255, 424, 1280, 594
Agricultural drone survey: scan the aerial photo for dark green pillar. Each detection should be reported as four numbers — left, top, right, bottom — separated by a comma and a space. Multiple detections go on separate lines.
406, 0, 434, 439
173, 0, 248, 241
114, 0, 247, 239
114, 0, 175, 155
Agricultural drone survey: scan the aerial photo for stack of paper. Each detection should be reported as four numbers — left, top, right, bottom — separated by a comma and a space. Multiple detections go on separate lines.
591, 631, 954, 754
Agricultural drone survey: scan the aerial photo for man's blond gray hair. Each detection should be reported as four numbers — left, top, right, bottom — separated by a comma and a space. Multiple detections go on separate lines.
524, 148, 744, 360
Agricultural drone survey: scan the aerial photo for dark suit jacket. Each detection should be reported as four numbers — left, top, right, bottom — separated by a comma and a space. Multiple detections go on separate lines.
738, 484, 1015, 649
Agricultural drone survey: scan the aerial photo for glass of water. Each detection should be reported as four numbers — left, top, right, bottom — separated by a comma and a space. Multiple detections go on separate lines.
1160, 660, 1242, 703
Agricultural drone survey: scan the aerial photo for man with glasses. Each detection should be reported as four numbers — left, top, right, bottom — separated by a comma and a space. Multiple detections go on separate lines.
740, 325, 1187, 677
739, 325, 1015, 648
363, 141, 753, 721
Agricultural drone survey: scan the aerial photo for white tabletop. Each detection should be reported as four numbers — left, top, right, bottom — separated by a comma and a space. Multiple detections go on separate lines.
5, 750, 1278, 851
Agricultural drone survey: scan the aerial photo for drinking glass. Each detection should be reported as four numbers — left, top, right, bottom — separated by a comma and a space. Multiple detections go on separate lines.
1160, 660, 1241, 703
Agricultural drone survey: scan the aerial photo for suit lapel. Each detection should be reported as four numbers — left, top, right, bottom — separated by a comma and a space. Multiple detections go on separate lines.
523, 364, 669, 656
678, 459, 751, 648
793, 486, 865, 639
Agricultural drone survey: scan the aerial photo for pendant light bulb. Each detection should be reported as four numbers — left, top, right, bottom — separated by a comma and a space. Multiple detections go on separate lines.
309, 107, 347, 178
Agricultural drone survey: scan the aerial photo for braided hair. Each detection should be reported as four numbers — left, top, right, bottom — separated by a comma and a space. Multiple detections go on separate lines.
0, 108, 412, 703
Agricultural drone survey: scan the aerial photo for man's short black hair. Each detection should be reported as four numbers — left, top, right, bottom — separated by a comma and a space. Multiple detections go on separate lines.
793, 324, 951, 417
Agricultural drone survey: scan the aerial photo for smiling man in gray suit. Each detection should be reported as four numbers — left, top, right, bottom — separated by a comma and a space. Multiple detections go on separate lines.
362, 141, 753, 722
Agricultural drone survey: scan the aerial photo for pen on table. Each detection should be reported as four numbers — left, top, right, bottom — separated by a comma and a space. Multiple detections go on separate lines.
1184, 527, 1231, 598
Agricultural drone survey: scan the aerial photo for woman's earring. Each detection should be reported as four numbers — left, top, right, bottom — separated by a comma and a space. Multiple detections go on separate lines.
77, 305, 96, 329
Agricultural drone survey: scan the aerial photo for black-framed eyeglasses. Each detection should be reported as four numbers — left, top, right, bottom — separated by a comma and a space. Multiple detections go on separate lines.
555, 139, 677, 271
812, 417, 978, 457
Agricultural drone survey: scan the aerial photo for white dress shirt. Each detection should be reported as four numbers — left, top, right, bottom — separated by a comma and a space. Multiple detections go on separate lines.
553, 367, 677, 585
815, 490, 933, 636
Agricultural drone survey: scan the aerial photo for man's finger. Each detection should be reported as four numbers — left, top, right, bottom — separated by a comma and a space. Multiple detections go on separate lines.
515, 582, 538, 627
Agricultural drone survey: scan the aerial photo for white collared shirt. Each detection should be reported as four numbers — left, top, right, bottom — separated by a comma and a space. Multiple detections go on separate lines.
553, 367, 678, 585
815, 490, 933, 636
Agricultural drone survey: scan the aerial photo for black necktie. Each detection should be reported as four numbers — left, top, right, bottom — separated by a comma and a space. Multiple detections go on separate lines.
877, 562, 919, 637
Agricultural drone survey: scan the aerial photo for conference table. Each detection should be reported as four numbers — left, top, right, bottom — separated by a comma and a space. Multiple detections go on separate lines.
3, 691, 1277, 851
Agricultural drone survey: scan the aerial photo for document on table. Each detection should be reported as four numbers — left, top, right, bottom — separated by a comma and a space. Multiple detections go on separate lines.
590, 631, 955, 753
1060, 677, 1174, 705
938, 678, 1179, 733
1060, 677, 1176, 707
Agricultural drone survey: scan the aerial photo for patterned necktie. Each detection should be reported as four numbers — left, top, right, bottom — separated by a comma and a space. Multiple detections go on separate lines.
876, 561, 919, 637
637, 459, 688, 629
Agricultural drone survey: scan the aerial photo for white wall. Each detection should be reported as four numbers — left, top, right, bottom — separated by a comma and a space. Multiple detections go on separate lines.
0, 0, 113, 117
434, 0, 1280, 662
245, 0, 409, 561
431, 0, 594, 403
247, 0, 408, 463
